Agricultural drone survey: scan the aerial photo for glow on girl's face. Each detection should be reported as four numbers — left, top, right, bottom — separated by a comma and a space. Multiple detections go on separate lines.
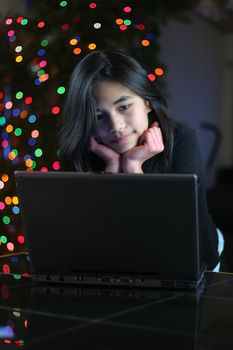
93, 81, 151, 154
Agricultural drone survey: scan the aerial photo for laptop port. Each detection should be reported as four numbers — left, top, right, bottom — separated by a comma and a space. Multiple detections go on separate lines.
135, 278, 144, 283
45, 288, 52, 294
77, 275, 83, 282
59, 275, 64, 282
120, 276, 133, 283
45, 274, 51, 281
76, 289, 83, 296
99, 276, 112, 283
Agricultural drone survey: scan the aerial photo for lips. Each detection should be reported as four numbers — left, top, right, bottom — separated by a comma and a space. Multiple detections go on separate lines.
111, 132, 133, 144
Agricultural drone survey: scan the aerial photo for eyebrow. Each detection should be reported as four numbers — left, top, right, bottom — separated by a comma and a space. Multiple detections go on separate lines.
96, 95, 133, 112
112, 95, 133, 105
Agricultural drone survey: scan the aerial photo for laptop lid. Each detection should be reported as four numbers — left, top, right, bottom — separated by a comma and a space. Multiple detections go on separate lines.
14, 171, 204, 288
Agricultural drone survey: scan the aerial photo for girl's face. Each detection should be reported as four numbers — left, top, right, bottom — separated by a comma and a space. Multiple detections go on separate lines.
93, 80, 151, 154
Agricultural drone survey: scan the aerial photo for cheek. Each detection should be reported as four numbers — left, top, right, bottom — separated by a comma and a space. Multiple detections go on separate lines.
94, 124, 107, 142
143, 115, 149, 129
135, 113, 149, 133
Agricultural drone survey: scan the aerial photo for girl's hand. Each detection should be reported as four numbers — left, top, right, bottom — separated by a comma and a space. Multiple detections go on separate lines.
121, 122, 164, 173
89, 137, 120, 173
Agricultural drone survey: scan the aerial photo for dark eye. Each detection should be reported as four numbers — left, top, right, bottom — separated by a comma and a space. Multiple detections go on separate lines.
119, 104, 130, 111
97, 112, 107, 120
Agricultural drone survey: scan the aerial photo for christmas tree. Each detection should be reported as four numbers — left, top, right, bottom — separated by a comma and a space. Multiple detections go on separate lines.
0, 0, 195, 265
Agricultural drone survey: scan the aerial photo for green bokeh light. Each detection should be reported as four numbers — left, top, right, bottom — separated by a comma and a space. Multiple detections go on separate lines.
0, 116, 6, 126
41, 39, 49, 47
31, 160, 37, 169
12, 149, 19, 156
124, 19, 131, 26
37, 69, 45, 77
16, 91, 23, 99
60, 1, 68, 7
0, 235, 7, 244
3, 216, 10, 225
14, 128, 22, 136
57, 86, 66, 94
35, 148, 43, 157
21, 19, 28, 25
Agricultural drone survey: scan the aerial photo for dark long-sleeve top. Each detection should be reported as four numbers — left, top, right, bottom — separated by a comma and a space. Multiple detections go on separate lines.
143, 120, 219, 270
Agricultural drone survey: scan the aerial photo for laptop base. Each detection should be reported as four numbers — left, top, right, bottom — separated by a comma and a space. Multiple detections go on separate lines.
32, 269, 206, 290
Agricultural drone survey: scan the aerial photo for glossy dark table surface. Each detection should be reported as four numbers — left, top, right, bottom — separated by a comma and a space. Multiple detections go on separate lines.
1, 256, 233, 349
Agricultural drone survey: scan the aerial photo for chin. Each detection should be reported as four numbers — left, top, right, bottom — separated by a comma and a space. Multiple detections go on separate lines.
116, 143, 137, 154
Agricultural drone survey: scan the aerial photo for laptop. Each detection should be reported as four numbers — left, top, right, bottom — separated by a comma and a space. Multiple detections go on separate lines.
14, 171, 206, 289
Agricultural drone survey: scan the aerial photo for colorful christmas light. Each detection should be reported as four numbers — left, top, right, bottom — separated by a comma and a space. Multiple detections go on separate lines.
0, 0, 165, 271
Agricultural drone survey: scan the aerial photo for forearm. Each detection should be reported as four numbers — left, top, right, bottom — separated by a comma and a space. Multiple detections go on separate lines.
105, 159, 120, 173
121, 158, 143, 173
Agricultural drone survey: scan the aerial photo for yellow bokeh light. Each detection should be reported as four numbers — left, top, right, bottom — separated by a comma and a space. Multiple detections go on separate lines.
5, 196, 12, 205
70, 38, 78, 45
8, 152, 16, 160
141, 39, 150, 47
6, 124, 13, 133
25, 159, 33, 167
39, 73, 49, 82
2, 174, 9, 182
88, 43, 96, 50
12, 196, 19, 205
15, 55, 23, 63
155, 68, 164, 76
116, 18, 123, 25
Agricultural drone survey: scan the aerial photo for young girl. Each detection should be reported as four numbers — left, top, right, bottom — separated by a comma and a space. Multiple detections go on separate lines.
58, 49, 220, 271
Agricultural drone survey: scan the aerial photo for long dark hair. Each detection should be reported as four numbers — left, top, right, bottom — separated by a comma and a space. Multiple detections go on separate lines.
58, 49, 174, 172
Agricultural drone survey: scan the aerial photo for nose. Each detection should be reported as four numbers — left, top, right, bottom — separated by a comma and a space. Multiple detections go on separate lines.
108, 113, 126, 134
